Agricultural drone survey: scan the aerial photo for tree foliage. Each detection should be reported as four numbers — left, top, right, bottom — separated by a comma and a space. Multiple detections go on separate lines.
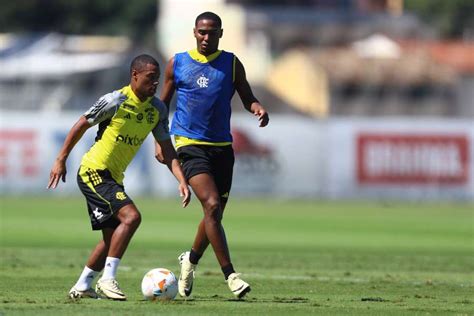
0, 0, 157, 42
405, 0, 474, 38
1, 0, 472, 41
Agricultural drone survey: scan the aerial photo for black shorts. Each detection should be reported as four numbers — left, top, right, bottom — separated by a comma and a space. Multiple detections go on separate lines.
77, 165, 134, 230
177, 145, 234, 200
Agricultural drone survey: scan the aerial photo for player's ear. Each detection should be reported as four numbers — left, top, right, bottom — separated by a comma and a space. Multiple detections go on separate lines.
131, 69, 138, 80
219, 29, 223, 38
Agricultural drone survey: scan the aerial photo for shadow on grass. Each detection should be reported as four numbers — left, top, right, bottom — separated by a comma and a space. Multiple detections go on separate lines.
178, 295, 311, 304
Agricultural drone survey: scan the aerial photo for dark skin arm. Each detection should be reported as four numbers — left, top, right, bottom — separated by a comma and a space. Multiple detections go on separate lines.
156, 57, 176, 163
234, 57, 269, 127
47, 116, 91, 189
160, 56, 176, 109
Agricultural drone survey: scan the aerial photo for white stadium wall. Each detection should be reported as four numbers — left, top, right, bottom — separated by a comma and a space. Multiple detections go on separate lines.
1, 111, 473, 201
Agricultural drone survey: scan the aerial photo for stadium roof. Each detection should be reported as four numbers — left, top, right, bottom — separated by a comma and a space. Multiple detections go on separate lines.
0, 33, 130, 80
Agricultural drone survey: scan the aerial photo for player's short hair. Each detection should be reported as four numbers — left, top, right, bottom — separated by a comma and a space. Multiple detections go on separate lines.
130, 54, 159, 74
195, 11, 222, 28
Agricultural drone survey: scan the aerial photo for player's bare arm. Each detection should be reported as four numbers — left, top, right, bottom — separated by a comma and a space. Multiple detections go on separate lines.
47, 116, 91, 189
155, 139, 191, 208
155, 57, 177, 163
234, 57, 270, 127
160, 57, 176, 109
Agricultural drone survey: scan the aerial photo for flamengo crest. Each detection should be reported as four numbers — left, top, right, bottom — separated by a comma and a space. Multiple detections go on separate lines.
197, 74, 209, 88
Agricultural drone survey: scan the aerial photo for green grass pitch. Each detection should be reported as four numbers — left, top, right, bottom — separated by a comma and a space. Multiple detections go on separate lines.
1, 196, 473, 315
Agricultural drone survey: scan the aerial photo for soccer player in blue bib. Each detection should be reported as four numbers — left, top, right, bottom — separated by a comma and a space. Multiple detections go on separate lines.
157, 11, 269, 298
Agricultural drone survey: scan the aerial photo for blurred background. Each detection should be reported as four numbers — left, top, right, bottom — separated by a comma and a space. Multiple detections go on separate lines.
1, 0, 473, 201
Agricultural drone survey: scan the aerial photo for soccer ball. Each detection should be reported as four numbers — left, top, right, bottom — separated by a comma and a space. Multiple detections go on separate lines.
141, 268, 178, 300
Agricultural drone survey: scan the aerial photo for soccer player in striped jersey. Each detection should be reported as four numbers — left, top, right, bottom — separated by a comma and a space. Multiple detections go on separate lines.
157, 11, 269, 298
48, 54, 191, 301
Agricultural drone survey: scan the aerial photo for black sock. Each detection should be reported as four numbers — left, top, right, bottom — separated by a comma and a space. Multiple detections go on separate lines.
222, 264, 235, 280
189, 249, 202, 265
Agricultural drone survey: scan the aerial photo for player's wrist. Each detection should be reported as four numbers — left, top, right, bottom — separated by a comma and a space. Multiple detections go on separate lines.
56, 155, 68, 163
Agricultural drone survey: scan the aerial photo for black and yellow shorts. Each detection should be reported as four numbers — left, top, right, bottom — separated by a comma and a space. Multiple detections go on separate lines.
177, 145, 234, 200
77, 165, 133, 230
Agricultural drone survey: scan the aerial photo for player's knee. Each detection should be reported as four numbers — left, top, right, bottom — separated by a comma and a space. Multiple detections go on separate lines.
131, 211, 142, 227
203, 199, 222, 222
122, 210, 141, 228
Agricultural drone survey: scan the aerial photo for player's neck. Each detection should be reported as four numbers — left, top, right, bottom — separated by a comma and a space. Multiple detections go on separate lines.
198, 48, 218, 56
189, 49, 222, 63
130, 85, 147, 102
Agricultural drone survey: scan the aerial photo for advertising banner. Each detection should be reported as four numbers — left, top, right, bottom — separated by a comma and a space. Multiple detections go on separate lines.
357, 133, 469, 184
1, 112, 473, 200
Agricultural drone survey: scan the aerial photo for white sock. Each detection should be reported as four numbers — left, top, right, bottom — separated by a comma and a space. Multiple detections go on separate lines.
74, 266, 99, 291
101, 257, 121, 280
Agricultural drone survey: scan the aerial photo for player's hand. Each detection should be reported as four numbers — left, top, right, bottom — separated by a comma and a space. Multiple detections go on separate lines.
179, 183, 191, 208
254, 107, 269, 127
47, 159, 67, 189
